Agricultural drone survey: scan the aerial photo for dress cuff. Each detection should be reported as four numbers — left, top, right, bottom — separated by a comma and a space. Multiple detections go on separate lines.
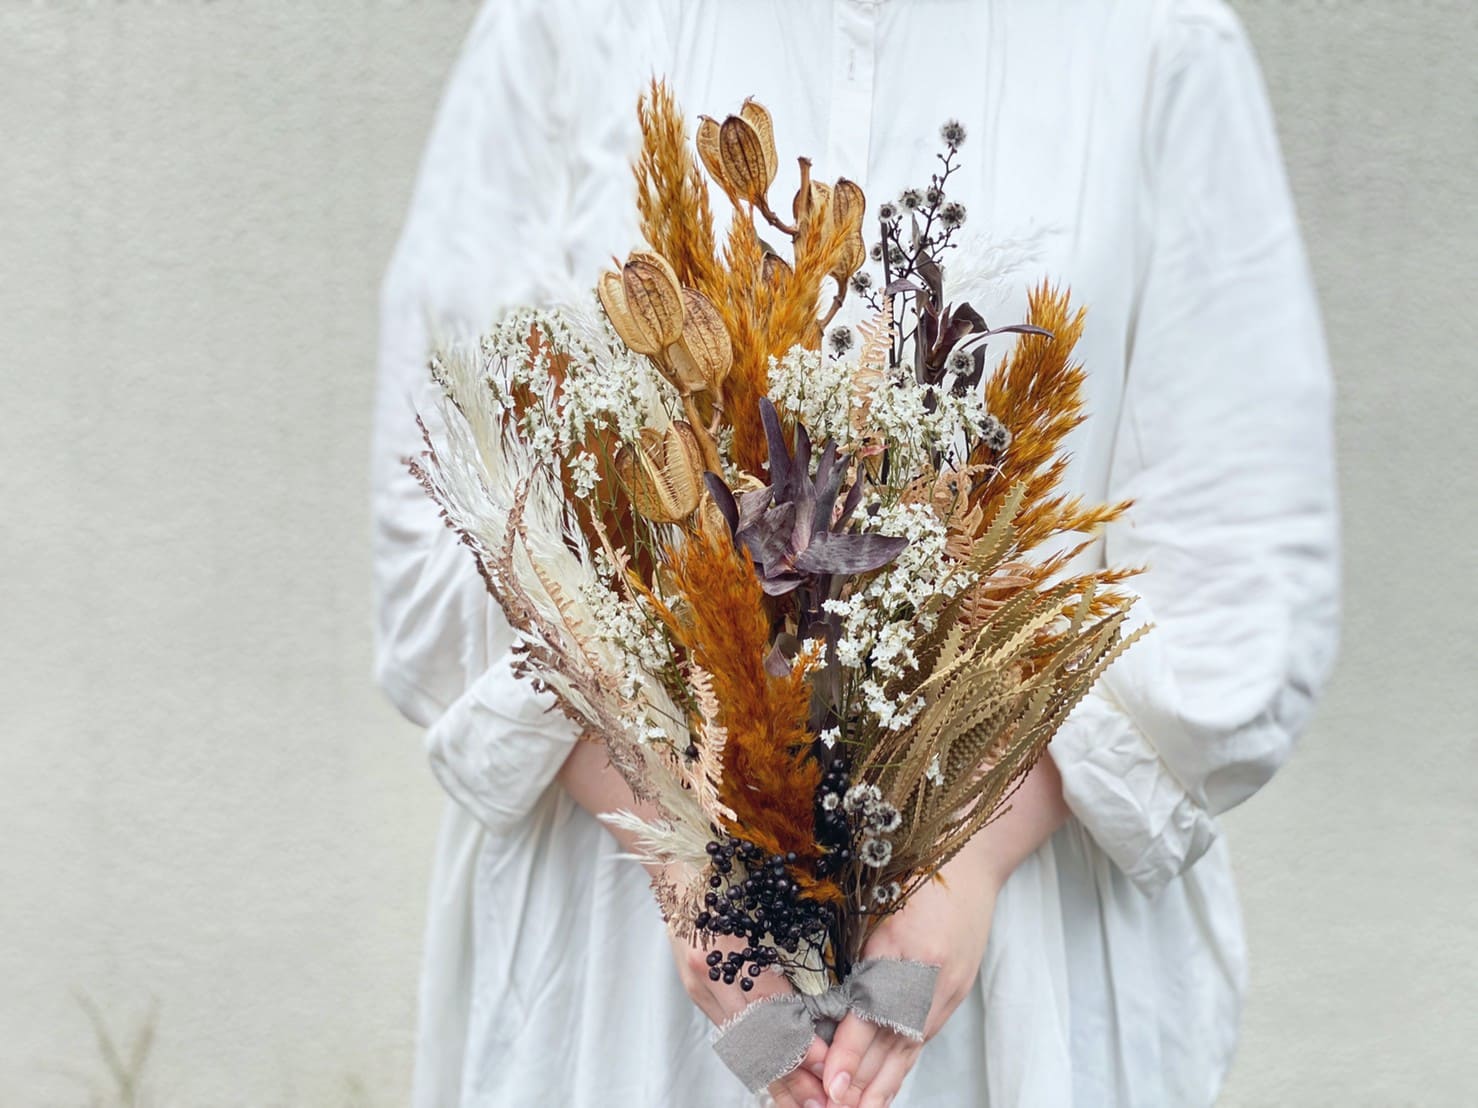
1050, 688, 1219, 898
424, 655, 580, 835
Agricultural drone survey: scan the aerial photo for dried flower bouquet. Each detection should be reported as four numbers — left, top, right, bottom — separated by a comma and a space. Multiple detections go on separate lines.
414, 81, 1143, 1020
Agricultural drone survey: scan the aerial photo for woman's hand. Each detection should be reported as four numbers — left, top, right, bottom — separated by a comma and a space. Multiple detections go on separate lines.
559, 742, 829, 1104
818, 834, 1000, 1108
819, 756, 1070, 1107
667, 931, 830, 1108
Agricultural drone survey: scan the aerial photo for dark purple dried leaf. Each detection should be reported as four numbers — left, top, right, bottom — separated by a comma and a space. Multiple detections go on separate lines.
703, 472, 739, 533
790, 531, 908, 577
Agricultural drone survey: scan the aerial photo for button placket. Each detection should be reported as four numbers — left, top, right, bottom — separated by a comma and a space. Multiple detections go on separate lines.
826, 0, 879, 188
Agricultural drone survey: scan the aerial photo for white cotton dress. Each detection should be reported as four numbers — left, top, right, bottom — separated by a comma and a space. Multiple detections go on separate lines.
370, 1, 1340, 1105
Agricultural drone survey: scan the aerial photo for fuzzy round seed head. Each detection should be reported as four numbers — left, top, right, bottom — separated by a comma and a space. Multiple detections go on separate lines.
859, 836, 894, 868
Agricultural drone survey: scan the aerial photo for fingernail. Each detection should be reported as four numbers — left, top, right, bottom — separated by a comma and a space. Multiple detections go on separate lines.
804, 1101, 822, 1108
829, 1073, 851, 1099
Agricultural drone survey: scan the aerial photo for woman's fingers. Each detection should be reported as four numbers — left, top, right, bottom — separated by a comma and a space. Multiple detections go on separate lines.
821, 1013, 878, 1106
798, 1035, 828, 1081
773, 1069, 827, 1108
839, 1030, 894, 1106
856, 1040, 922, 1108
767, 1035, 828, 1108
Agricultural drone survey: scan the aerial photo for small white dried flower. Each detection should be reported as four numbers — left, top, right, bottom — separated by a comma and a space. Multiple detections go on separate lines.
982, 414, 1012, 454
568, 451, 601, 498
925, 754, 944, 786
859, 836, 893, 868
842, 783, 883, 814
872, 881, 902, 906
870, 802, 902, 834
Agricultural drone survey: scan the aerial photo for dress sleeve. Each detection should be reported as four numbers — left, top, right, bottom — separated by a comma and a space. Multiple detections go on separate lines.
1049, 0, 1341, 896
372, 0, 613, 833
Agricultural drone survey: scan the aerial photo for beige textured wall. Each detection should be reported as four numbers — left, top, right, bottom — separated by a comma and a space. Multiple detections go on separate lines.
1, 2, 1472, 1106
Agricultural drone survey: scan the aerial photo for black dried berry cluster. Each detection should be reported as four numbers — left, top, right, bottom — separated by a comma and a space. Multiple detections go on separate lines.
695, 837, 832, 991
813, 761, 858, 879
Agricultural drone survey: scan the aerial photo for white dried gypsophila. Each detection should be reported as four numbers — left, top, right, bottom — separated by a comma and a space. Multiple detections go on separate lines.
768, 345, 860, 449
576, 573, 672, 701
859, 678, 923, 732
555, 304, 677, 444
818, 726, 841, 749
820, 791, 842, 812
863, 364, 992, 478
568, 451, 601, 498
925, 754, 945, 786
477, 300, 675, 462
828, 503, 977, 730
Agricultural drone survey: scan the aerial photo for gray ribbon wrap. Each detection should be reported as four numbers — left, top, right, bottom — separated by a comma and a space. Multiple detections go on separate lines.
710, 959, 939, 1093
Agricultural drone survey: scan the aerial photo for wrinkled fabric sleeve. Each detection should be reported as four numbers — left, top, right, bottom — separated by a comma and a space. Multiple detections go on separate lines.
1051, 1, 1341, 896
371, 1, 594, 834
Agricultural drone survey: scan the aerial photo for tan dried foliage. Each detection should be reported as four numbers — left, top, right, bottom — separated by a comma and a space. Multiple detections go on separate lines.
851, 488, 1144, 954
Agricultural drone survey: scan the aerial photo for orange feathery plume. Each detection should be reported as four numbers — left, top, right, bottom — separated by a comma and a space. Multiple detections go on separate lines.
651, 524, 828, 873
635, 81, 723, 298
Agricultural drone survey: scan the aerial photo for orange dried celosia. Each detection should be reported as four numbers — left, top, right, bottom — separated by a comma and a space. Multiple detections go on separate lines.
635, 81, 723, 299
974, 283, 1129, 553
647, 523, 833, 893
961, 283, 1141, 645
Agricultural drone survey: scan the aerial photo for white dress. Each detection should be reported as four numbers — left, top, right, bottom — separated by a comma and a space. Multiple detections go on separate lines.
370, 1, 1340, 1104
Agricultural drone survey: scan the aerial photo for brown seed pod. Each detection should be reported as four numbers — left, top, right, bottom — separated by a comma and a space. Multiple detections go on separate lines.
697, 98, 778, 207
664, 287, 733, 395
615, 422, 706, 523
598, 251, 685, 356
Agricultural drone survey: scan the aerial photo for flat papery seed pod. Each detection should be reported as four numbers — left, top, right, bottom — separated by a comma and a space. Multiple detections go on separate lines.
793, 177, 832, 227
695, 115, 727, 190
622, 252, 686, 348
696, 488, 731, 538
598, 269, 662, 356
616, 423, 706, 523
831, 181, 867, 280
832, 178, 866, 230
719, 114, 772, 202
675, 287, 733, 391
738, 98, 779, 183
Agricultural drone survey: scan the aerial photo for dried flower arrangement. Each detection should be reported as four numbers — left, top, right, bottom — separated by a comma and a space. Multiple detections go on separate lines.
412, 80, 1144, 1066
